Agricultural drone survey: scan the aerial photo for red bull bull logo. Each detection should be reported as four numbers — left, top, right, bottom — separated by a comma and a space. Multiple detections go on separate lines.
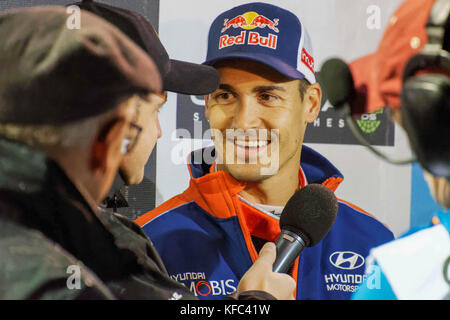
221, 15, 248, 32
219, 11, 279, 50
221, 11, 279, 33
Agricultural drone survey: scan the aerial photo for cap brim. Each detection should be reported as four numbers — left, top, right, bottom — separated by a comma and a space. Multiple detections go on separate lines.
349, 53, 386, 113
163, 59, 220, 95
204, 52, 310, 82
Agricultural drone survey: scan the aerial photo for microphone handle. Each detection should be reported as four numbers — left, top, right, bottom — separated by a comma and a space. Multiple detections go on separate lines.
273, 229, 306, 273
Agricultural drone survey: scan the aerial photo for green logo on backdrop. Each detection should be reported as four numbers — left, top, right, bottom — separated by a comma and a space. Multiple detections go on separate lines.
356, 109, 384, 134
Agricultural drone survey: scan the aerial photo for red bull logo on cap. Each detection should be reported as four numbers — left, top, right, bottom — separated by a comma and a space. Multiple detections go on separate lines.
301, 48, 314, 74
219, 11, 279, 50
221, 11, 279, 33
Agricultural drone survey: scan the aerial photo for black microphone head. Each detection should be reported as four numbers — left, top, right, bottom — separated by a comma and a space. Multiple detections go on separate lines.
319, 58, 355, 109
280, 184, 338, 247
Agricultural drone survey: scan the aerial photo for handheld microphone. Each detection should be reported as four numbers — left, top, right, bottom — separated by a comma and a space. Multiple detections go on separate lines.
319, 58, 416, 165
273, 184, 338, 273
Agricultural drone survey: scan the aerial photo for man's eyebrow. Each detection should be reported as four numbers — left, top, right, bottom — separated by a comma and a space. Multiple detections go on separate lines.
137, 92, 167, 111
217, 83, 237, 93
252, 85, 286, 93
156, 94, 167, 111
161, 92, 168, 104
138, 92, 151, 102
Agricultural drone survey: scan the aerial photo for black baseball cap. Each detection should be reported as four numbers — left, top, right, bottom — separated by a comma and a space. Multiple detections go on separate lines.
74, 0, 219, 95
0, 6, 162, 125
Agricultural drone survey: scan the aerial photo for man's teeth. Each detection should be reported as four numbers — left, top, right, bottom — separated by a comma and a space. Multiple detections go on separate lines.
234, 140, 269, 148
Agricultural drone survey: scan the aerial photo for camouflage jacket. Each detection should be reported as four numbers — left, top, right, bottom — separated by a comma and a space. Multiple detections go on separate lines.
0, 138, 195, 300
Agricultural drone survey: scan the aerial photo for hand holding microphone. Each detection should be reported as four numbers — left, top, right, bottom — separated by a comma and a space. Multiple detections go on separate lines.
273, 184, 338, 273
238, 242, 296, 300
237, 184, 337, 299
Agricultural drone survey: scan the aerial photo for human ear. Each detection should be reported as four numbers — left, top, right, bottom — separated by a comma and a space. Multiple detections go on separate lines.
204, 95, 210, 120
90, 118, 128, 174
304, 83, 322, 123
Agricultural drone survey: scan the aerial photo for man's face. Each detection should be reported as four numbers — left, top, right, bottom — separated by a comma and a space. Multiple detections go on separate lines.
91, 99, 138, 203
120, 92, 166, 185
205, 59, 320, 182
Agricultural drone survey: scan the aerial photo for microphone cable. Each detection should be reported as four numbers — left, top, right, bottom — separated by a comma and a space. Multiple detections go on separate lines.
340, 104, 417, 165
319, 57, 417, 165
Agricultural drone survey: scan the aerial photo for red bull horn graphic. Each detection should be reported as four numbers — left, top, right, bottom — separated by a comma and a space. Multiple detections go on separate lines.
221, 15, 247, 32
221, 11, 279, 33
249, 15, 279, 32
219, 11, 279, 50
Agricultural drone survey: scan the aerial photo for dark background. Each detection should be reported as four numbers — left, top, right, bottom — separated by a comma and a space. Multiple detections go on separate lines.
0, 0, 159, 26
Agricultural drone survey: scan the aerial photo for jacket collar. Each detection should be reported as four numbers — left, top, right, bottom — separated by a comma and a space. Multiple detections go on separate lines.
0, 138, 138, 277
183, 145, 344, 219
0, 138, 48, 194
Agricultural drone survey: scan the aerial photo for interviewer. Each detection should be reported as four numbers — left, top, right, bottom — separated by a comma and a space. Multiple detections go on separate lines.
0, 5, 295, 300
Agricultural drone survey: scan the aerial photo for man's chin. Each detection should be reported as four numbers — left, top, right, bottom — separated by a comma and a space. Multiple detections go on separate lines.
222, 164, 275, 182
119, 167, 144, 186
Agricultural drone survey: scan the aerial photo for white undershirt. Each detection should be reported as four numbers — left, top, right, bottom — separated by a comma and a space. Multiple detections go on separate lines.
252, 203, 284, 216
214, 163, 285, 216
238, 195, 284, 217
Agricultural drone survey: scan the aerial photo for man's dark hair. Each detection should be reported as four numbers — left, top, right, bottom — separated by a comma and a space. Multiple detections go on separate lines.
299, 79, 311, 101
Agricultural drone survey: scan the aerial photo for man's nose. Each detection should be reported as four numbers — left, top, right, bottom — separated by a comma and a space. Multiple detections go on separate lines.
231, 97, 263, 130
156, 118, 162, 139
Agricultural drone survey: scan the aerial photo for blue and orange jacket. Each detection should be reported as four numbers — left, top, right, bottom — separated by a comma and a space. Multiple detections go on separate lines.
136, 146, 394, 300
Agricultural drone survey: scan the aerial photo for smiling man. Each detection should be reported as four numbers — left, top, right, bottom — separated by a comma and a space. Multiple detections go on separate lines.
136, 2, 395, 300
206, 59, 320, 206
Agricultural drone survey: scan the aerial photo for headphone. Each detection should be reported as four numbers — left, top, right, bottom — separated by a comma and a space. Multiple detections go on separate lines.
401, 0, 450, 178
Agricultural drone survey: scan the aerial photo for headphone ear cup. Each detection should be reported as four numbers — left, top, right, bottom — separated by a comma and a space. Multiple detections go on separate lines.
401, 73, 450, 177
403, 54, 430, 80
403, 51, 450, 81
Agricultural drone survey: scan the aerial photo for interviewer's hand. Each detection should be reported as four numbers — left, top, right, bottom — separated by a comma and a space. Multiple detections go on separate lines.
237, 242, 296, 300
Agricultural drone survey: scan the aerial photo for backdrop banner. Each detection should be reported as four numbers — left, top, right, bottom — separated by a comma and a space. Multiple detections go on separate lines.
157, 0, 417, 238
1, 0, 439, 238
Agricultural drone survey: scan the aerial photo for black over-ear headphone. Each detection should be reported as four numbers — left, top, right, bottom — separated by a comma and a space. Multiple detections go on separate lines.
401, 0, 450, 178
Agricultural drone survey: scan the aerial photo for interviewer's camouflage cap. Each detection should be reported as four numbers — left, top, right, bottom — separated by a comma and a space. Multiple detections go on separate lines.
0, 6, 162, 125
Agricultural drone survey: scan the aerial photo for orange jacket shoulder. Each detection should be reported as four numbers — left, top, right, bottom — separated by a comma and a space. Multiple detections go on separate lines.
135, 195, 187, 227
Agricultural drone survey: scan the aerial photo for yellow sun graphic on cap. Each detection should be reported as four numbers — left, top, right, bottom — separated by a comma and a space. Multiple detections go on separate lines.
240, 11, 259, 30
